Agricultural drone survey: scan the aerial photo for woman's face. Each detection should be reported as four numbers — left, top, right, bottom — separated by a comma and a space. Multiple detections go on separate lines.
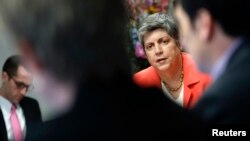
143, 28, 181, 72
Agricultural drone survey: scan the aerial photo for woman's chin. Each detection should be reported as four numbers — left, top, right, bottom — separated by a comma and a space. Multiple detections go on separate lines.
155, 64, 170, 72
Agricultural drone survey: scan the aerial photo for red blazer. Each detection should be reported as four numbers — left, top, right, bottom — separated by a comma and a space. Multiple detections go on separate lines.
133, 53, 211, 108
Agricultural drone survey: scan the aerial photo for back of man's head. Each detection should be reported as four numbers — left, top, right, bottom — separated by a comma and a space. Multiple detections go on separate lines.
177, 0, 250, 38
0, 0, 130, 83
2, 55, 23, 78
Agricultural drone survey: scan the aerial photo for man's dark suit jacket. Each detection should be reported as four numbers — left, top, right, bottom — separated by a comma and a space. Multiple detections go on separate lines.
193, 38, 250, 123
0, 96, 42, 141
28, 74, 204, 141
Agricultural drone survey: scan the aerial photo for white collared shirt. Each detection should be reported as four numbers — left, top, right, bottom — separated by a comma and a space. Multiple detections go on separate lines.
161, 82, 184, 107
0, 96, 26, 141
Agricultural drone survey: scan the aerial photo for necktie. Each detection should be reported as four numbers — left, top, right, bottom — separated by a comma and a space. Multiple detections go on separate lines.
10, 104, 23, 141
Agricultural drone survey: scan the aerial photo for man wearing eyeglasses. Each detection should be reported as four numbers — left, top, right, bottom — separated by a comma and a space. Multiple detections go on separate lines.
0, 55, 42, 141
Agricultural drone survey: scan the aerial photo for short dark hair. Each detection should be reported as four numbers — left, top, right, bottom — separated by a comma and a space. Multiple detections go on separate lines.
177, 0, 250, 37
138, 13, 180, 48
2, 55, 22, 78
0, 0, 130, 83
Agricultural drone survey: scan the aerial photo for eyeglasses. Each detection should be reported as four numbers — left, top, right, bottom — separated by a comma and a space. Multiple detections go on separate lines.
11, 77, 34, 92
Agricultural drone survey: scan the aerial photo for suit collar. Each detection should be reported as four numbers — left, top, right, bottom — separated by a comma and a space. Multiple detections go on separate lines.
20, 97, 29, 123
211, 37, 244, 82
182, 53, 200, 86
224, 37, 249, 70
182, 53, 201, 108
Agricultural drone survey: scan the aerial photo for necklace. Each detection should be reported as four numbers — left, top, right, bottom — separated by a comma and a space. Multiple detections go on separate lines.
163, 71, 184, 92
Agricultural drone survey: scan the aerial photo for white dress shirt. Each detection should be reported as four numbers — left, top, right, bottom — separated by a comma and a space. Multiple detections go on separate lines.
0, 96, 26, 141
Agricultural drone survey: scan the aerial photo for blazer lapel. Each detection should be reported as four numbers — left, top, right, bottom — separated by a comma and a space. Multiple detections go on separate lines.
19, 98, 30, 132
0, 109, 8, 141
182, 53, 200, 108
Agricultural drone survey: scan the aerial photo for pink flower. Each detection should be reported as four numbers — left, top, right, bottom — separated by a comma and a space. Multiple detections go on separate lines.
135, 42, 146, 59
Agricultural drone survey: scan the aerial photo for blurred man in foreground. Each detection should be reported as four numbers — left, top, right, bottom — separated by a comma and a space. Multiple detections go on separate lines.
174, 0, 250, 123
0, 0, 202, 140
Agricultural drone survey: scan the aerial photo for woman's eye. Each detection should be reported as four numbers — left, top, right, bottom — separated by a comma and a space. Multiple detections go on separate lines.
163, 39, 169, 44
146, 44, 153, 49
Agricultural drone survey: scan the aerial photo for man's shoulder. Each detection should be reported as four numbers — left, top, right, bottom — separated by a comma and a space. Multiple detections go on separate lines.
193, 66, 250, 123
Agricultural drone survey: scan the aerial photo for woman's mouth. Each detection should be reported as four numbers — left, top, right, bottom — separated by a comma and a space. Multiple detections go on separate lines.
156, 58, 167, 63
